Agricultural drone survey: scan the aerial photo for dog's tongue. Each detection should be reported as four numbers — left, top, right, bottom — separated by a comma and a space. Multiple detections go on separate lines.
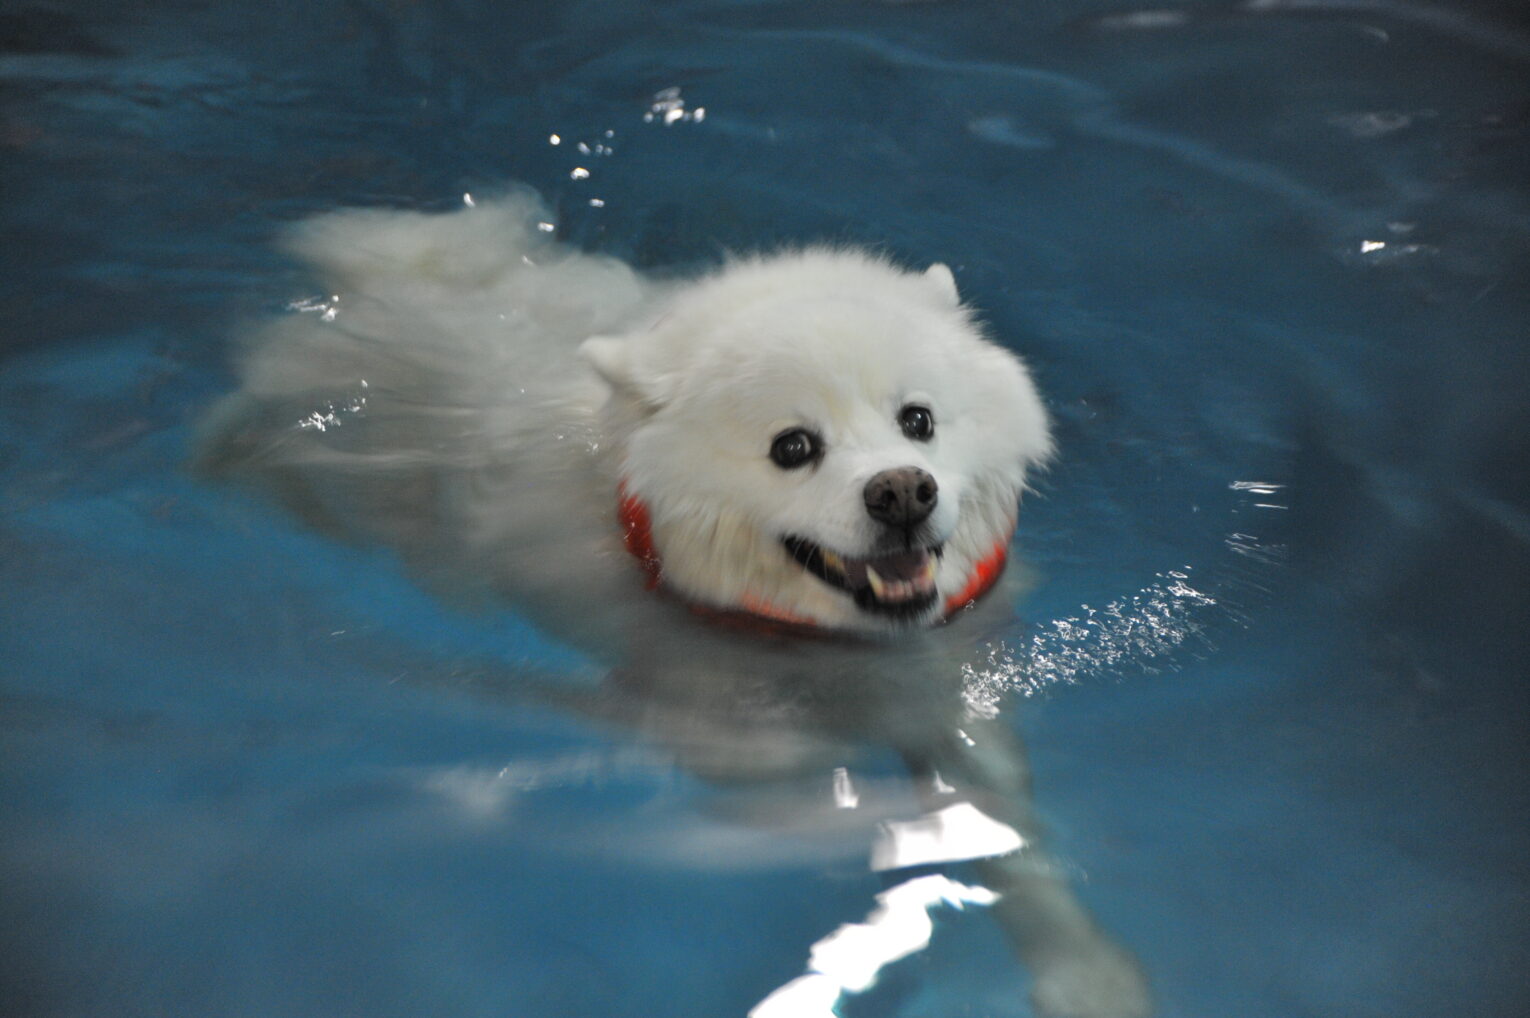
869, 548, 924, 578
839, 548, 937, 602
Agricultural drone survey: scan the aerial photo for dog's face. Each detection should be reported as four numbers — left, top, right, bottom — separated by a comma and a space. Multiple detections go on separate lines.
583, 251, 1051, 633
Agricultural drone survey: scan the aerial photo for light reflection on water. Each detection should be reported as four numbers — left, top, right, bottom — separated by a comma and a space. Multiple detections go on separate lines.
750, 874, 1001, 1018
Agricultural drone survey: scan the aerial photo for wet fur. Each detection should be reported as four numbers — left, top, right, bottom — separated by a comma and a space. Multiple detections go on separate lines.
197, 192, 1151, 1017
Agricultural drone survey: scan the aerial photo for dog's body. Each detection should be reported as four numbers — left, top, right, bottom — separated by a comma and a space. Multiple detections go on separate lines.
199, 192, 1150, 1017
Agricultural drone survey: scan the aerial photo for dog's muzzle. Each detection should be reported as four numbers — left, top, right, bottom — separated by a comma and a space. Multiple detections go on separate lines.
618, 478, 1009, 629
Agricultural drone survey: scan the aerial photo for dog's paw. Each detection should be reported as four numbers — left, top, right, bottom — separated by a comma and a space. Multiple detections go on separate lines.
1030, 937, 1152, 1018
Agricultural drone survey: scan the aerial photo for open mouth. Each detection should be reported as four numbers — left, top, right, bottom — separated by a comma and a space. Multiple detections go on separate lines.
782, 536, 942, 617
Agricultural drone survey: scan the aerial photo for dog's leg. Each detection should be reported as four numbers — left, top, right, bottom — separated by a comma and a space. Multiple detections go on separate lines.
904, 720, 1152, 1018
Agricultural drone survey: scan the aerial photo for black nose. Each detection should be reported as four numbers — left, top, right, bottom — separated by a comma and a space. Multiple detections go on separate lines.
863, 467, 938, 528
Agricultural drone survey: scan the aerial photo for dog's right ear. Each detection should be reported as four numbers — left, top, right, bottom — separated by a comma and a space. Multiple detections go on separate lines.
580, 335, 667, 408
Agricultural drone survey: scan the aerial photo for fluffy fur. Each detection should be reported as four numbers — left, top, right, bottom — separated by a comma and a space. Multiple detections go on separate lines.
585, 247, 1051, 631
201, 192, 1051, 636
197, 192, 1149, 1017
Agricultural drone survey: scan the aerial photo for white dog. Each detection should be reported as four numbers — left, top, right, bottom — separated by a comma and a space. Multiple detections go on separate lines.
579, 245, 1051, 633
198, 192, 1150, 1017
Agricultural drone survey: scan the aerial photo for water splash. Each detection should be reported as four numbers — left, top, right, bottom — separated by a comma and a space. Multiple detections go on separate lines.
294, 380, 367, 432
962, 568, 1220, 717
963, 480, 1288, 714
643, 86, 706, 125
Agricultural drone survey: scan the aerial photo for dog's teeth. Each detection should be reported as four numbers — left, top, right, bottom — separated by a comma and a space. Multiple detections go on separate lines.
866, 566, 886, 599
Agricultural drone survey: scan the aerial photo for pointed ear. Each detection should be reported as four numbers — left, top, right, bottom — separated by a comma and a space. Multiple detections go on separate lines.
924, 263, 960, 306
580, 335, 668, 408
580, 336, 632, 389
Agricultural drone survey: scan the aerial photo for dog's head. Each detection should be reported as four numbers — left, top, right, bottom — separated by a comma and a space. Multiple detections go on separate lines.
582, 250, 1051, 634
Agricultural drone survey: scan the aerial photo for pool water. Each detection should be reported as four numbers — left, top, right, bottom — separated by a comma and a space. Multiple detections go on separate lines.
3, 1, 1528, 1016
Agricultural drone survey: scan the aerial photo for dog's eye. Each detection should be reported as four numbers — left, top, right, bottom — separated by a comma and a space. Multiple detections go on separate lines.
899, 404, 935, 441
769, 428, 820, 469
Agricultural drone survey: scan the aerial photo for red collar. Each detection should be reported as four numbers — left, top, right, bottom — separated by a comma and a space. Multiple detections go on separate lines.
617, 482, 1008, 628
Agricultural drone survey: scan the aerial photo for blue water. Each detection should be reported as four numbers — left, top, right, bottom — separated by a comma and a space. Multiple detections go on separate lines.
3, 1, 1528, 1015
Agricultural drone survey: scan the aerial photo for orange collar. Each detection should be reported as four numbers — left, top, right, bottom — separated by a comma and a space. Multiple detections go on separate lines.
617, 481, 1008, 628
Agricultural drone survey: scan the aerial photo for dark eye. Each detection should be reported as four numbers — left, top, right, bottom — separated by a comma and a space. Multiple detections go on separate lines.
899, 404, 934, 441
769, 428, 820, 469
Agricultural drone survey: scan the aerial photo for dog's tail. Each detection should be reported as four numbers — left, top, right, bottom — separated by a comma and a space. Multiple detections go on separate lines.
192, 192, 650, 589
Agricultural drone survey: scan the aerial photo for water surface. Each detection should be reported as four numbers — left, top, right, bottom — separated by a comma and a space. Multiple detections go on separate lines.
3, 2, 1528, 1015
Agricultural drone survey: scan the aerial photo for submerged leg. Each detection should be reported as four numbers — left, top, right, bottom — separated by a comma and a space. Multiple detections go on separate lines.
903, 720, 1152, 1018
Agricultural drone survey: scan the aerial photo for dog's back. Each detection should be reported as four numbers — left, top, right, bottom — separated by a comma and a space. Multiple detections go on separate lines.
195, 194, 654, 631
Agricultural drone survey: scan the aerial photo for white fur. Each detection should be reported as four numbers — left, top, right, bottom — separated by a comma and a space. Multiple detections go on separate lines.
203, 193, 1051, 636
583, 246, 1051, 631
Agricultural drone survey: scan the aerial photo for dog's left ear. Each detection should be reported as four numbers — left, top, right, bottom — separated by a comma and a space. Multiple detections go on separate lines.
924, 263, 960, 306
581, 335, 668, 409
